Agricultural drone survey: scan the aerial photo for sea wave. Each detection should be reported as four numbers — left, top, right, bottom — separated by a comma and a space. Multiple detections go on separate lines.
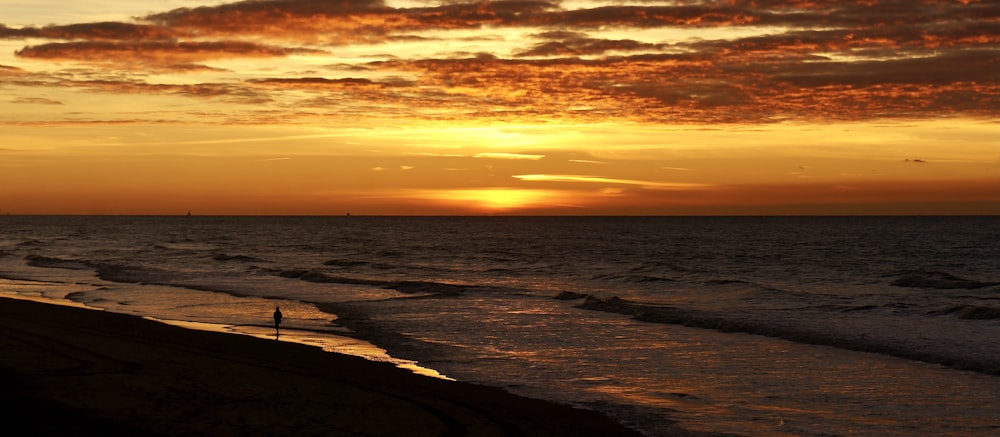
95, 263, 175, 284
153, 242, 218, 251
274, 269, 471, 296
324, 259, 370, 268
212, 253, 266, 263
703, 279, 754, 286
25, 255, 92, 270
890, 271, 999, 290
591, 274, 677, 283
928, 305, 1000, 320
275, 269, 380, 285
574, 294, 1000, 376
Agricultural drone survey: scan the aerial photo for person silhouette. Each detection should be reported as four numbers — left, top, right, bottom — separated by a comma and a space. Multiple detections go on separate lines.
273, 306, 283, 338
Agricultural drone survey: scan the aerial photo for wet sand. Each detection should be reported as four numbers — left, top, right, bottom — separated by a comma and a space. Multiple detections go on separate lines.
0, 297, 644, 436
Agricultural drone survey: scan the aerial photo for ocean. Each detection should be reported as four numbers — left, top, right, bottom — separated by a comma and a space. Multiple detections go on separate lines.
1, 216, 998, 436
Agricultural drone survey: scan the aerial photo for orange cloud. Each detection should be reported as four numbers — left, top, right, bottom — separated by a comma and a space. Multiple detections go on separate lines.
3, 0, 997, 125
140, 0, 559, 43
365, 39, 999, 122
249, 77, 407, 89
512, 174, 711, 190
0, 22, 175, 40
11, 97, 62, 105
15, 41, 325, 64
516, 33, 665, 57
0, 65, 24, 74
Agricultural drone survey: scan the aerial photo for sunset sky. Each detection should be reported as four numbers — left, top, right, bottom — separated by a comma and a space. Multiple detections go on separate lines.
1, 0, 997, 215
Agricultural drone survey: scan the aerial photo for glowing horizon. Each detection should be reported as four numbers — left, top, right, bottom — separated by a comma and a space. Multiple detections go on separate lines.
1, 0, 997, 215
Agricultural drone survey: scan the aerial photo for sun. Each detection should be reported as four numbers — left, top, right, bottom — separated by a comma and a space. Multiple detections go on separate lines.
475, 189, 551, 210
417, 188, 570, 213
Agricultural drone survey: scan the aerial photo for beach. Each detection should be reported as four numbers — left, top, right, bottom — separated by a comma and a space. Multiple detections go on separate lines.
0, 297, 648, 437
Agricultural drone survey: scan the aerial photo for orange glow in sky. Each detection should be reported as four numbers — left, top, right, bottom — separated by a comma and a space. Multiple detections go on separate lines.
1, 0, 997, 215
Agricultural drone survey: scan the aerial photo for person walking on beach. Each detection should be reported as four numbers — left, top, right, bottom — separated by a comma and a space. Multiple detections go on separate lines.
273, 306, 283, 338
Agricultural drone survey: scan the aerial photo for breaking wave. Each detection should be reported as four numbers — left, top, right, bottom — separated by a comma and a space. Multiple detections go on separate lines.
324, 259, 370, 268
591, 274, 678, 283
212, 253, 266, 263
25, 255, 92, 270
928, 305, 1000, 320
891, 271, 999, 290
574, 294, 1000, 376
274, 269, 471, 295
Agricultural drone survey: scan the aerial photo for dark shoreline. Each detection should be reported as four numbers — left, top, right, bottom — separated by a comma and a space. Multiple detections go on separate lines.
0, 297, 651, 436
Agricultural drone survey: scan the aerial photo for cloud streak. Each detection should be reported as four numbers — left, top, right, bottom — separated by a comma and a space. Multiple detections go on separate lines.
513, 174, 711, 190
16, 41, 325, 64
